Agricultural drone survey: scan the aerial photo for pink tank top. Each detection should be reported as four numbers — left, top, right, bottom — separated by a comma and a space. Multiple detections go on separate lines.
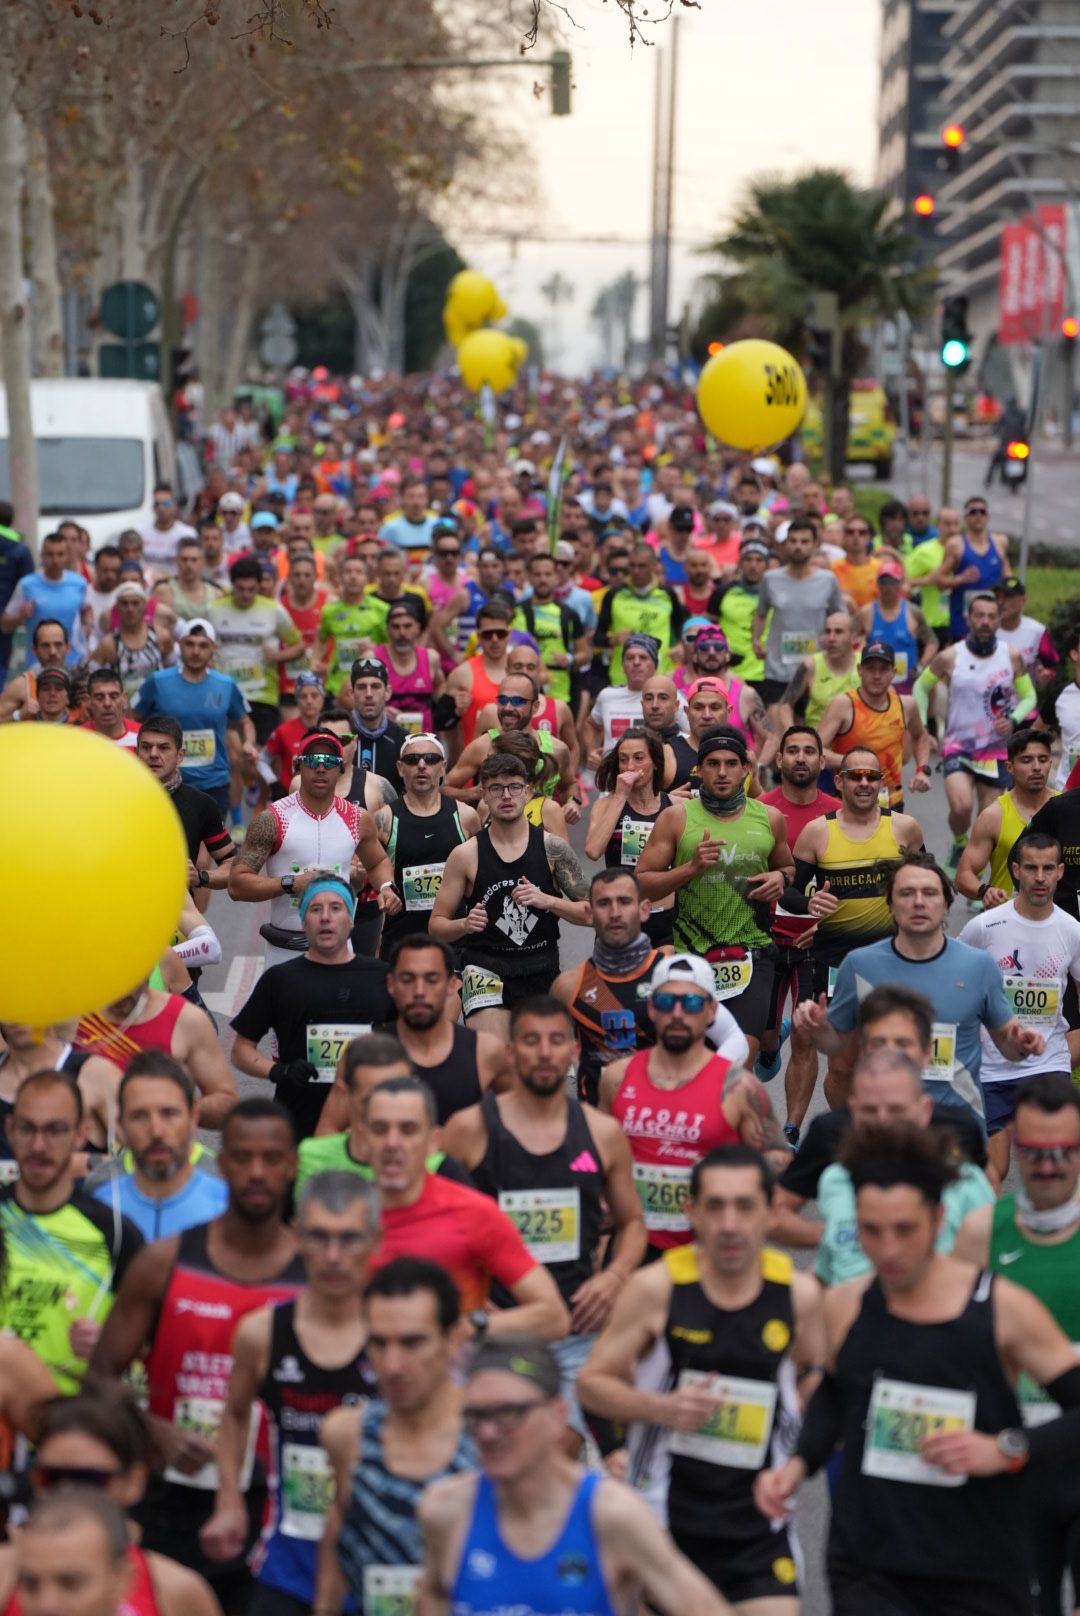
376, 646, 436, 734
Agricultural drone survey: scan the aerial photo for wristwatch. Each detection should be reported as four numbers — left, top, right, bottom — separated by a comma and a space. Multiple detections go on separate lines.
280, 873, 296, 894
197, 868, 211, 888
996, 1427, 1029, 1472
916, 764, 931, 776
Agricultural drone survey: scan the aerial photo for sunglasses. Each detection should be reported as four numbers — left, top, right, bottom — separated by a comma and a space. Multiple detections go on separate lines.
401, 753, 443, 767
608, 566, 629, 577
845, 526, 871, 536
352, 659, 385, 676
652, 990, 709, 1014
841, 768, 883, 783
300, 1229, 371, 1251
33, 1464, 122, 1492
1014, 1141, 1080, 1166
967, 506, 989, 516
497, 693, 530, 708
300, 753, 342, 769
479, 628, 510, 641
462, 1399, 551, 1435
436, 548, 461, 559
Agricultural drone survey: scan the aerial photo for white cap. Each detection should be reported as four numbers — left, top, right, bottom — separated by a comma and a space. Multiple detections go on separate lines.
649, 952, 717, 1000
513, 459, 536, 477
115, 580, 148, 601
218, 492, 245, 513
179, 616, 218, 643
751, 456, 776, 477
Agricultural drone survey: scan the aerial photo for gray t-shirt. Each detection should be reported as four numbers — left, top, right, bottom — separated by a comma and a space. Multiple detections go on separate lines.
758, 566, 843, 681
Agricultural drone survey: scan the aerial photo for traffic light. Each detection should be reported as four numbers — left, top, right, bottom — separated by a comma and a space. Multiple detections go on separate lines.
913, 193, 936, 218
1063, 316, 1079, 342
941, 294, 972, 370
550, 50, 571, 116
942, 123, 965, 175
806, 328, 832, 372
707, 341, 725, 357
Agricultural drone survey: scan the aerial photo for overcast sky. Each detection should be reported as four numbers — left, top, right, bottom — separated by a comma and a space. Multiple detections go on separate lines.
459, 0, 882, 369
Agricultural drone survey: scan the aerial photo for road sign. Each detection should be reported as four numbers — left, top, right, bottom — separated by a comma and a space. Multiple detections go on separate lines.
99, 281, 161, 342
259, 302, 298, 369
99, 342, 161, 381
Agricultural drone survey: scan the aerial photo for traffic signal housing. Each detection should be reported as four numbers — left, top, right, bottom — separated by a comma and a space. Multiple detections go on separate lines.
941, 294, 972, 370
913, 193, 936, 218
942, 123, 965, 175
1063, 316, 1079, 342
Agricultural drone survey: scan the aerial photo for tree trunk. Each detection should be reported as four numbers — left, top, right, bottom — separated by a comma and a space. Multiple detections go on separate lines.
828, 374, 850, 487
26, 121, 64, 379
0, 61, 39, 550
218, 238, 258, 406
195, 216, 226, 416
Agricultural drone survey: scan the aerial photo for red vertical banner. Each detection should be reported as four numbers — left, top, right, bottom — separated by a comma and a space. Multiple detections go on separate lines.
1038, 202, 1067, 334
998, 222, 1027, 344
1020, 214, 1044, 338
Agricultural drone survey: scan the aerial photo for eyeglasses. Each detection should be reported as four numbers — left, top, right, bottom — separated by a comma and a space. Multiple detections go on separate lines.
652, 990, 710, 1014
462, 1398, 551, 1436
300, 1229, 371, 1251
299, 753, 342, 769
485, 781, 527, 796
1014, 1141, 1080, 1166
436, 548, 461, 559
33, 1464, 123, 1492
967, 505, 989, 516
841, 768, 883, 783
497, 693, 530, 708
12, 1121, 74, 1141
400, 753, 444, 768
845, 525, 871, 536
479, 628, 510, 641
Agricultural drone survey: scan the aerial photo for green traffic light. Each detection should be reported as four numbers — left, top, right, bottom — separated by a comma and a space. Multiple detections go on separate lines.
941, 338, 969, 368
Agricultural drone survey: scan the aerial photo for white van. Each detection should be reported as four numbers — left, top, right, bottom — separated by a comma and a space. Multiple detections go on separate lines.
0, 378, 177, 550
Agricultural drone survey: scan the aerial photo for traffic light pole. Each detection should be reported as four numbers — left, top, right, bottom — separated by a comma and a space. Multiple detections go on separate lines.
941, 370, 955, 508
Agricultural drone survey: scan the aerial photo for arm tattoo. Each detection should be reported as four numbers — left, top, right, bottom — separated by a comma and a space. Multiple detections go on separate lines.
779, 664, 808, 709
722, 1067, 785, 1149
545, 834, 588, 901
747, 692, 773, 734
373, 804, 393, 839
234, 811, 277, 872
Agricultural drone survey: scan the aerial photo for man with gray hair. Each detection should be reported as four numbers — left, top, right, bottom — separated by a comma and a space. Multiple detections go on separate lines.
201, 1170, 378, 1613
813, 1047, 994, 1285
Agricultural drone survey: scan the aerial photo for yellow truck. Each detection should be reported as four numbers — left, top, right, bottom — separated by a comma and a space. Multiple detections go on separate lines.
800, 380, 896, 479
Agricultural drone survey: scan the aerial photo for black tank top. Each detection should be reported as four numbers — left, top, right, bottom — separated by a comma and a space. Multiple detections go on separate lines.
468, 823, 560, 977
660, 1244, 798, 1538
603, 795, 671, 871
568, 953, 660, 1105
470, 1090, 604, 1306
831, 1270, 1024, 1583
375, 1021, 483, 1126
343, 766, 380, 924
381, 795, 467, 953
666, 731, 697, 790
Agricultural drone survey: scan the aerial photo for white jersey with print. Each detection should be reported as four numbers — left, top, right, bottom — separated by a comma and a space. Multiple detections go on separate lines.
959, 899, 1080, 1083
1054, 682, 1080, 789
941, 640, 1016, 761
266, 793, 363, 935
999, 615, 1044, 676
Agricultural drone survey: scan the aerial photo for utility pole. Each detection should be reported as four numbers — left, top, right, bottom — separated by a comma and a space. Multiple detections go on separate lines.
941, 370, 955, 508
648, 16, 678, 365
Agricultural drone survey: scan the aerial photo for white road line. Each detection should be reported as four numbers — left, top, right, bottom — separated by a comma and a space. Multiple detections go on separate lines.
202, 953, 264, 1017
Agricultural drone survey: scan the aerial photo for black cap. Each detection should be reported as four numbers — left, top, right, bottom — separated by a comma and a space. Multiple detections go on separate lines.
994, 576, 1025, 597
350, 656, 389, 685
669, 505, 695, 533
860, 639, 896, 665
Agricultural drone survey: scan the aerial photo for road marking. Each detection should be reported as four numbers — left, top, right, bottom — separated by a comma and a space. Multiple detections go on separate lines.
202, 953, 263, 1017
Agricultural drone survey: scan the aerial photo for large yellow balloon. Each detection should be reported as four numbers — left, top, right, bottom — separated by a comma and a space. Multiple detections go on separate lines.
457, 329, 520, 393
696, 339, 807, 450
446, 270, 501, 328
0, 726, 187, 1024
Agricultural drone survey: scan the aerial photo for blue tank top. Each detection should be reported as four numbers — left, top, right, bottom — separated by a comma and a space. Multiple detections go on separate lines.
450, 1472, 617, 1616
869, 599, 919, 688
949, 534, 1005, 637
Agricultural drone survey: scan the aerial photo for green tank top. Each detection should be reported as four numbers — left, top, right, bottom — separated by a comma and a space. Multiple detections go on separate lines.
608, 587, 675, 681
806, 651, 859, 730
514, 600, 571, 700
296, 1132, 446, 1196
673, 795, 774, 951
991, 1193, 1080, 1419
717, 585, 767, 683
487, 726, 558, 796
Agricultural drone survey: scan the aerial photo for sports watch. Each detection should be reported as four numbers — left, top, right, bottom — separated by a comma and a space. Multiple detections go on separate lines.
996, 1428, 1029, 1472
280, 873, 296, 894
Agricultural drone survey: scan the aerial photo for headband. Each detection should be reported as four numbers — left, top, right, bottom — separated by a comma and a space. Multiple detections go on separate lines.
299, 875, 357, 921
697, 725, 748, 764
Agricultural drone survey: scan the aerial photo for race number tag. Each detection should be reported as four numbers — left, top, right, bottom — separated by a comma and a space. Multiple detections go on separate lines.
781, 632, 817, 665
306, 1023, 369, 1083
966, 755, 1001, 780
403, 863, 445, 912
165, 1399, 259, 1491
620, 818, 653, 868
397, 711, 424, 736
893, 651, 909, 682
712, 955, 754, 1002
498, 1188, 581, 1264
633, 1162, 692, 1232
926, 1022, 957, 1084
862, 1377, 975, 1487
280, 1443, 334, 1539
668, 1370, 778, 1470
460, 965, 503, 1015
364, 1567, 421, 1616
827, 966, 838, 1000
182, 729, 216, 766
228, 662, 262, 696
1003, 975, 1061, 1030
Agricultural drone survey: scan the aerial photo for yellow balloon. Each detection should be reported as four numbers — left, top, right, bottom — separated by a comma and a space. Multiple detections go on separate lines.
0, 726, 187, 1024
457, 329, 519, 393
443, 303, 472, 348
696, 339, 807, 450
446, 270, 501, 328
507, 336, 529, 364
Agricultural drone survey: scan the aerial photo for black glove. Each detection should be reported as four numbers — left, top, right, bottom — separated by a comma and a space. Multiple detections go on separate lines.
432, 691, 460, 732
269, 1059, 320, 1097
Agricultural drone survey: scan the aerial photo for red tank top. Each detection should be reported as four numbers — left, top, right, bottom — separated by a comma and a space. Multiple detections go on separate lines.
611, 1048, 738, 1248
461, 654, 502, 745
533, 696, 558, 736
280, 587, 329, 695
5, 1546, 159, 1616
75, 992, 187, 1071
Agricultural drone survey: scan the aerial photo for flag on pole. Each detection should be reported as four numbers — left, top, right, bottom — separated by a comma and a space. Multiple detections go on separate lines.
546, 434, 568, 552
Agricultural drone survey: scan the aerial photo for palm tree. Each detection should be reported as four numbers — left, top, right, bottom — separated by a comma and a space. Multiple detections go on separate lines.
697, 169, 934, 481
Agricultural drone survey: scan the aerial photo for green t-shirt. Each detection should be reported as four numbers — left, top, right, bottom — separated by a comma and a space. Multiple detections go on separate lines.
906, 538, 947, 628
814, 1159, 994, 1285
717, 583, 768, 683
296, 1132, 445, 1196
673, 796, 774, 953
608, 586, 676, 680
318, 596, 390, 693
208, 595, 300, 706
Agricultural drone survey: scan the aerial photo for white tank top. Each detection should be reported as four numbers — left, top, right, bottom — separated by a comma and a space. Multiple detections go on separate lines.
942, 640, 1016, 761
266, 792, 363, 932
1055, 682, 1080, 788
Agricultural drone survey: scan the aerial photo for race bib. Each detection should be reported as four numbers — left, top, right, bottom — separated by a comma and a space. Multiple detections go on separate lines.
336, 637, 366, 663
926, 1022, 957, 1084
668, 1370, 778, 1470
620, 818, 653, 868
403, 862, 445, 912
280, 1442, 334, 1539
1003, 975, 1061, 1029
633, 1161, 692, 1232
460, 965, 503, 1015
966, 755, 1001, 779
306, 1022, 370, 1083
364, 1567, 421, 1616
862, 1376, 975, 1487
712, 954, 754, 1002
827, 965, 838, 1000
227, 662, 262, 696
498, 1188, 581, 1263
781, 632, 817, 665
397, 711, 424, 736
182, 729, 216, 766
893, 651, 909, 682
165, 1398, 259, 1491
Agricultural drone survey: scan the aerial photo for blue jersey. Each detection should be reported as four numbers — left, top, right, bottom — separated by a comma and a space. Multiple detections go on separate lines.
91, 1167, 228, 1242
132, 666, 249, 789
451, 1472, 617, 1616
379, 513, 439, 556
949, 534, 1006, 638
828, 936, 1012, 1124
870, 599, 920, 687
18, 569, 87, 647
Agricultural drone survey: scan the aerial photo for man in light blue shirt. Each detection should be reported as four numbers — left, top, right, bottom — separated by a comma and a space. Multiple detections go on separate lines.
132, 617, 253, 813
379, 477, 439, 560
813, 1049, 994, 1285
0, 530, 89, 651
91, 1054, 227, 1242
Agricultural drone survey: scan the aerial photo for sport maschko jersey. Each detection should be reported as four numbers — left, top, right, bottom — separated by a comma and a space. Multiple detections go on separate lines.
941, 640, 1016, 763
266, 793, 364, 935
959, 900, 1080, 1084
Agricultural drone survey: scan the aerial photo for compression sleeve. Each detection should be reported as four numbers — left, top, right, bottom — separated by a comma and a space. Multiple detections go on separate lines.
173, 924, 223, 966
793, 859, 817, 895
1025, 1366, 1080, 1464
706, 1003, 750, 1069
1009, 671, 1036, 723
794, 1372, 844, 1476
913, 664, 940, 724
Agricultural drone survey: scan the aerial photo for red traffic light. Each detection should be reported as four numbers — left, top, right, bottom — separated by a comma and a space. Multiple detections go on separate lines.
1005, 440, 1031, 461
913, 194, 936, 217
707, 341, 725, 357
942, 123, 965, 149
1063, 316, 1080, 340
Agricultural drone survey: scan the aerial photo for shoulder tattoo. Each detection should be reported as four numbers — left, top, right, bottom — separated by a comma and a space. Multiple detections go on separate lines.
545, 834, 588, 901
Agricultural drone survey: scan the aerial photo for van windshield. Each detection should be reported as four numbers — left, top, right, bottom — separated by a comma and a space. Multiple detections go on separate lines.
0, 437, 144, 515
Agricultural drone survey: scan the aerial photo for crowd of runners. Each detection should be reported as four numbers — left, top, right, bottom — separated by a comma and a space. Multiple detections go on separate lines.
0, 369, 1079, 1616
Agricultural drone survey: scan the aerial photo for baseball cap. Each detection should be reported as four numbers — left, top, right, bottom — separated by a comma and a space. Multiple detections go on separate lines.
350, 656, 389, 685
115, 581, 147, 601
554, 540, 576, 562
751, 457, 776, 477
695, 625, 729, 647
995, 576, 1025, 597
860, 638, 896, 665
400, 731, 447, 758
432, 517, 460, 540
877, 560, 905, 582
513, 459, 536, 478
293, 671, 324, 692
669, 505, 695, 533
649, 952, 717, 1000
218, 492, 245, 513
682, 615, 714, 639
707, 500, 738, 519
36, 667, 71, 690
741, 517, 768, 536
251, 510, 279, 531
298, 732, 343, 760
179, 617, 218, 642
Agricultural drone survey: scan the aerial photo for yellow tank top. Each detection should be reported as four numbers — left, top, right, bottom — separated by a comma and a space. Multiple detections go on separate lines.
816, 809, 904, 960
524, 794, 545, 827
988, 790, 1057, 894
841, 687, 906, 804
806, 651, 859, 730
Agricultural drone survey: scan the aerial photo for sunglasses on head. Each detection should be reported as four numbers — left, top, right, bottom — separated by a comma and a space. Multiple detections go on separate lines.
652, 990, 709, 1014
